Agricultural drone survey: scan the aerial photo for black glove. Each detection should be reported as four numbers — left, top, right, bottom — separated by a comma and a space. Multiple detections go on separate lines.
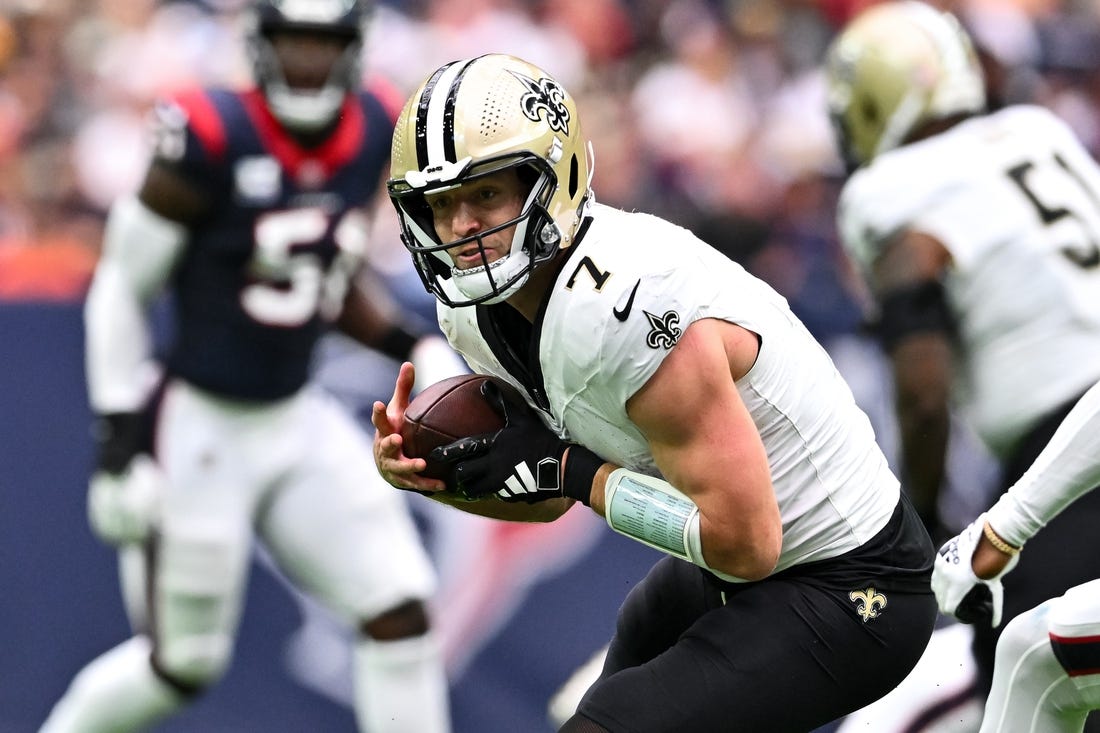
92, 411, 150, 475
87, 411, 160, 546
953, 584, 996, 626
428, 381, 603, 504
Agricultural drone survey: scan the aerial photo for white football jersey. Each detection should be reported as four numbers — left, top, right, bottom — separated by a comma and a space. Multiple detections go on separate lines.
839, 105, 1100, 457
439, 203, 899, 575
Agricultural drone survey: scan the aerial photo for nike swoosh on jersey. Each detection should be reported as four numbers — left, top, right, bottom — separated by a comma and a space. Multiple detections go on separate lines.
613, 280, 641, 322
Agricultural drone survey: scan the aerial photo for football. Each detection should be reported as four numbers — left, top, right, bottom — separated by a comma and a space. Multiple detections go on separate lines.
400, 373, 517, 481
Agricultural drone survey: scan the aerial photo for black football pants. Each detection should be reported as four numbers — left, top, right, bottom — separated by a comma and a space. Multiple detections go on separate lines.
577, 506, 936, 732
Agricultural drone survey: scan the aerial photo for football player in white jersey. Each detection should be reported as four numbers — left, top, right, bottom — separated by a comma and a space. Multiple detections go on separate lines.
826, 1, 1100, 723
39, 2, 452, 732
933, 378, 1100, 732
371, 53, 937, 732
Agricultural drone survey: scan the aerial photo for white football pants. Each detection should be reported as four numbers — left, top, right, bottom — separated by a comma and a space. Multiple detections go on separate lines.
981, 578, 1100, 733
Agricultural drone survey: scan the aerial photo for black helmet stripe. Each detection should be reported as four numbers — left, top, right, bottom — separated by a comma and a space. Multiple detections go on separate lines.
413, 62, 455, 170
442, 58, 482, 163
413, 57, 481, 169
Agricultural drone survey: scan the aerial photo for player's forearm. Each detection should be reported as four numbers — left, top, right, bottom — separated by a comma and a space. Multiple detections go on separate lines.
897, 410, 949, 522
891, 336, 952, 528
337, 288, 420, 357
987, 380, 1100, 548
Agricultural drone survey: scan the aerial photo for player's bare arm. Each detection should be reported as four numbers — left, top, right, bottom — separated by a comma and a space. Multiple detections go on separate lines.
970, 529, 1018, 579
334, 257, 432, 358
872, 228, 955, 531
336, 276, 414, 349
623, 317, 781, 581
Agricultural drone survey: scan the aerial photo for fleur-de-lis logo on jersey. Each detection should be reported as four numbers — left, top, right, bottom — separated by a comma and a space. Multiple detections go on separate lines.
849, 587, 888, 622
643, 310, 682, 350
510, 71, 570, 134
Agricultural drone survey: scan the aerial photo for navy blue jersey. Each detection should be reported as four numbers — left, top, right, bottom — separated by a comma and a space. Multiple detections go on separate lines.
154, 86, 397, 400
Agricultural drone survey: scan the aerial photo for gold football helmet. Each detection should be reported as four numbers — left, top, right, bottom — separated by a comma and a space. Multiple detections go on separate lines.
388, 54, 593, 307
825, 1, 985, 168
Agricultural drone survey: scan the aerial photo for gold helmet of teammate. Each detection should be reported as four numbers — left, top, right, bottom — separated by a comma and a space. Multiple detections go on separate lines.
825, 1, 986, 168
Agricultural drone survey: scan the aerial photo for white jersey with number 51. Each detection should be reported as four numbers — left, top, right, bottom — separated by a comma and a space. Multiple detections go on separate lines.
839, 105, 1100, 457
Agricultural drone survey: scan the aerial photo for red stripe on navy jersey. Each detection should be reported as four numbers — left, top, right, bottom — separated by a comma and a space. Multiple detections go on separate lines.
323, 96, 367, 176
1050, 632, 1100, 677
365, 74, 404, 125
239, 89, 364, 184
172, 89, 227, 161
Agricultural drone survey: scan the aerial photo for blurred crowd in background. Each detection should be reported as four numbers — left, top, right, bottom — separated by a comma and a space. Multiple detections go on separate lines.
2, 0, 1100, 348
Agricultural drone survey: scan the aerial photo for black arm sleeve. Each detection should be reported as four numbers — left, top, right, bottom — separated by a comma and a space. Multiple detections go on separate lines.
374, 324, 421, 362
876, 280, 957, 352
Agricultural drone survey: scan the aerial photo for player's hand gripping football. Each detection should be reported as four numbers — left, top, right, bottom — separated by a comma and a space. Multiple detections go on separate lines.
87, 412, 164, 546
371, 362, 448, 495
429, 381, 602, 504
931, 513, 1020, 627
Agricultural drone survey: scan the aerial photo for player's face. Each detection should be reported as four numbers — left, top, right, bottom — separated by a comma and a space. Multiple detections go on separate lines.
270, 30, 352, 91
426, 169, 527, 270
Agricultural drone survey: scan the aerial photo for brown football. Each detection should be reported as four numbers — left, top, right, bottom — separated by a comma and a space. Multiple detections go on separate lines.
400, 373, 517, 482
